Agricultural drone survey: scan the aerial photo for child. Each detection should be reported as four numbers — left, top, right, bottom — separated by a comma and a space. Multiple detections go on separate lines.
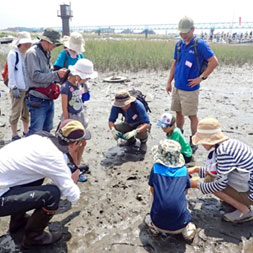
60, 58, 97, 176
157, 113, 193, 165
144, 139, 196, 241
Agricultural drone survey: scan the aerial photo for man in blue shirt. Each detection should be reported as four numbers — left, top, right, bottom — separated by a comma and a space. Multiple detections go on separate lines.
166, 16, 219, 153
108, 90, 151, 153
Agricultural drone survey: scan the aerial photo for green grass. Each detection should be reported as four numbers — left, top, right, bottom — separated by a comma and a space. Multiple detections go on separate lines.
1, 36, 253, 71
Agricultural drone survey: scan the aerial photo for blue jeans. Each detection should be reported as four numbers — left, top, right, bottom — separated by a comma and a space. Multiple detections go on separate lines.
26, 95, 54, 136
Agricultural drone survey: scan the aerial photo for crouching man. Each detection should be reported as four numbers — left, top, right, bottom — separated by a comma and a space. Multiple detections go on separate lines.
108, 90, 151, 153
0, 119, 91, 249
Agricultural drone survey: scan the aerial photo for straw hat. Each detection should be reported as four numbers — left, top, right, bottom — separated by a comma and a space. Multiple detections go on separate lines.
113, 90, 136, 108
192, 118, 229, 145
64, 32, 85, 54
152, 139, 185, 168
56, 119, 91, 143
38, 28, 62, 46
69, 59, 98, 79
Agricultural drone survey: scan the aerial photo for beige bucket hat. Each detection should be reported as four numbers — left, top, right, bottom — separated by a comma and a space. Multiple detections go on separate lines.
113, 90, 136, 108
152, 139, 185, 168
192, 118, 229, 145
64, 32, 85, 53
13, 32, 33, 46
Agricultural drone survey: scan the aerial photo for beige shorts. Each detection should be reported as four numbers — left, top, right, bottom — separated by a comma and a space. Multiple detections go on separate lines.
9, 90, 29, 125
205, 175, 253, 206
171, 87, 199, 116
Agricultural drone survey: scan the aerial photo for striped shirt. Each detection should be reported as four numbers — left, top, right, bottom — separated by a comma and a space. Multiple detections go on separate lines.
199, 139, 253, 200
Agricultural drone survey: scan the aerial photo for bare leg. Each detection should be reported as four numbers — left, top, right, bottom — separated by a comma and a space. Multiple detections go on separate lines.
176, 111, 184, 131
11, 123, 18, 137
188, 115, 198, 136
214, 191, 250, 214
23, 121, 29, 135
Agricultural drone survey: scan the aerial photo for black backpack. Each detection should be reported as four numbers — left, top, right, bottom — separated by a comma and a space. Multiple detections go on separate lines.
129, 89, 151, 113
176, 37, 208, 75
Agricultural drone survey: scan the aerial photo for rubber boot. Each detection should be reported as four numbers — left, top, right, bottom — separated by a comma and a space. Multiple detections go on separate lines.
140, 141, 147, 153
9, 213, 30, 233
22, 209, 62, 249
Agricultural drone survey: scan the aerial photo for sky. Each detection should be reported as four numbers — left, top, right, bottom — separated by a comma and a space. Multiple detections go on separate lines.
0, 0, 252, 30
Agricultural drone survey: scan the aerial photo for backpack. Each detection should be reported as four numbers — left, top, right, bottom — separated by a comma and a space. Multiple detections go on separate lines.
1, 51, 19, 87
129, 89, 151, 113
176, 38, 208, 75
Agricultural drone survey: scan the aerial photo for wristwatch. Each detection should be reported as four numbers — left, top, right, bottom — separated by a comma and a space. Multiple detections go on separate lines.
200, 74, 207, 80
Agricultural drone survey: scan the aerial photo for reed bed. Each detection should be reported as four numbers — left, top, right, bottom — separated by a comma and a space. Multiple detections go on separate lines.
52, 40, 253, 72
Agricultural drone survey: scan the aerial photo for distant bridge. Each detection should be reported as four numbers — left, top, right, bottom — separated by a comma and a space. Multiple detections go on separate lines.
66, 22, 253, 32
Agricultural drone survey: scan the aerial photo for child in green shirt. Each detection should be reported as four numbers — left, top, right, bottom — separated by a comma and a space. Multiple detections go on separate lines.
157, 113, 193, 164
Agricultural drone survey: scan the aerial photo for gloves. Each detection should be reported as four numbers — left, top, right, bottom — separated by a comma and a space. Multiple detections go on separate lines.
111, 128, 122, 141
12, 87, 21, 98
123, 129, 138, 140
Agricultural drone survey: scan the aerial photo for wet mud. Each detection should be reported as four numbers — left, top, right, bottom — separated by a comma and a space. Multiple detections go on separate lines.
0, 66, 253, 252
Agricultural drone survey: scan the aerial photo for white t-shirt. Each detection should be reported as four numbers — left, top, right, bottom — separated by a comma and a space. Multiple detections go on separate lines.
0, 135, 80, 203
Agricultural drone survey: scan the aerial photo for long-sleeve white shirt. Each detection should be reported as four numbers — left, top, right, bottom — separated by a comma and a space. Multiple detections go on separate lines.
0, 135, 80, 203
7, 48, 27, 91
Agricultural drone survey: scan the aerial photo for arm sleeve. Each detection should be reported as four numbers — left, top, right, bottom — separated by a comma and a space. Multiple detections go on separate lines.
198, 40, 215, 60
108, 106, 120, 123
7, 51, 17, 88
135, 101, 150, 124
25, 50, 59, 87
54, 50, 67, 69
148, 167, 154, 187
60, 83, 69, 95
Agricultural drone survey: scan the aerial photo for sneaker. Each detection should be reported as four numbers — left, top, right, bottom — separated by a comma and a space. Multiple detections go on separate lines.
182, 222, 197, 241
143, 213, 159, 235
78, 173, 87, 182
12, 135, 21, 141
223, 209, 253, 223
140, 142, 147, 153
78, 164, 90, 173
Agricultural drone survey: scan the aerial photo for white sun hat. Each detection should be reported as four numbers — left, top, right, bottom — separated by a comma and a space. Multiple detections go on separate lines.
64, 32, 85, 54
69, 59, 98, 79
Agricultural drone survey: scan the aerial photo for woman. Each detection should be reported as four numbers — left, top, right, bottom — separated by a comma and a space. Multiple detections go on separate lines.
189, 118, 253, 223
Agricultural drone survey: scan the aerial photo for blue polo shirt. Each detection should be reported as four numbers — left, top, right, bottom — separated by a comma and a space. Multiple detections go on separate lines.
149, 163, 191, 231
109, 100, 150, 128
174, 36, 214, 91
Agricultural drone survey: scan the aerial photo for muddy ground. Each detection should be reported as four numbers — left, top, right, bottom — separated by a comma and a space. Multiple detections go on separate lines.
0, 66, 253, 253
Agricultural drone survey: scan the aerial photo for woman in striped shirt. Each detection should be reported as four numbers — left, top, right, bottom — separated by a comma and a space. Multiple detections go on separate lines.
189, 118, 253, 223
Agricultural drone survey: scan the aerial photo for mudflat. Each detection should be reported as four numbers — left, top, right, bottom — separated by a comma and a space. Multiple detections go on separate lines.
1, 66, 253, 252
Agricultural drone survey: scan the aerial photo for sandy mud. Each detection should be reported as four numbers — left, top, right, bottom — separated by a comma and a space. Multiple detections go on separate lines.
0, 66, 253, 252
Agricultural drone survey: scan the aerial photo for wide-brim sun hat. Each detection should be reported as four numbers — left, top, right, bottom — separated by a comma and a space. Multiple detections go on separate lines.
192, 118, 229, 145
38, 28, 62, 46
57, 119, 91, 143
113, 90, 136, 108
12, 31, 33, 47
61, 35, 70, 47
152, 139, 185, 168
64, 32, 85, 54
69, 59, 98, 79
178, 16, 194, 33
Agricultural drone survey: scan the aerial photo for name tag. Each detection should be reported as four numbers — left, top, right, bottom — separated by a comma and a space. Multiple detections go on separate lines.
185, 60, 192, 68
132, 114, 138, 120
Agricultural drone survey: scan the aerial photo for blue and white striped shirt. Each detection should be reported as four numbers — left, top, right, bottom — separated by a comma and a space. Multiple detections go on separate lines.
199, 139, 253, 200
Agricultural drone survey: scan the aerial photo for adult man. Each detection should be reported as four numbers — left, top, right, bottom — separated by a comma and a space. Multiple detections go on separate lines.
25, 28, 68, 136
108, 90, 151, 153
0, 119, 91, 249
166, 16, 219, 153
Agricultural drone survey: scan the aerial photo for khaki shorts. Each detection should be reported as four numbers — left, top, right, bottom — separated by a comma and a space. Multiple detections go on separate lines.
205, 175, 253, 206
171, 87, 199, 116
9, 90, 29, 125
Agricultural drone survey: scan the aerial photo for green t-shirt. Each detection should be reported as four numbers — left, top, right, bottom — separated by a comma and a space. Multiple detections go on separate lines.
166, 127, 192, 157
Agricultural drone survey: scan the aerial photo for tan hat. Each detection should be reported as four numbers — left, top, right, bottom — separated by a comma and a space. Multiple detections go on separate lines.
178, 16, 194, 33
38, 28, 62, 46
61, 35, 70, 46
56, 119, 91, 143
192, 118, 229, 145
64, 32, 85, 54
152, 139, 185, 168
113, 90, 136, 108
15, 32, 33, 46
